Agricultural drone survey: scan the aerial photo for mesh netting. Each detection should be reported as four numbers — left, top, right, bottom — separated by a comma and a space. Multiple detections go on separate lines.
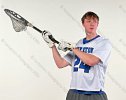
10, 17, 27, 32
5, 9, 28, 32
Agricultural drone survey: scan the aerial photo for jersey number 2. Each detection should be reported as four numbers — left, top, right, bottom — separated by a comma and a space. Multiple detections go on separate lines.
73, 55, 91, 73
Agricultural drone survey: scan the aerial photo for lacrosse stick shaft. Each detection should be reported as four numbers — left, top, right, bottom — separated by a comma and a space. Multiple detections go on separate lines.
33, 26, 42, 33
33, 26, 59, 44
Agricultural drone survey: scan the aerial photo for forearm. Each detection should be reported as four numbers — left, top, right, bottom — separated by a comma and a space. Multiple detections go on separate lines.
72, 48, 100, 66
52, 45, 69, 68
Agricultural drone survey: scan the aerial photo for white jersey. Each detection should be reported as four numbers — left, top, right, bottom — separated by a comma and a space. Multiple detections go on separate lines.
64, 35, 112, 91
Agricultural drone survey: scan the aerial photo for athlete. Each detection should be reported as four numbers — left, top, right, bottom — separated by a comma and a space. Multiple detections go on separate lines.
42, 11, 112, 100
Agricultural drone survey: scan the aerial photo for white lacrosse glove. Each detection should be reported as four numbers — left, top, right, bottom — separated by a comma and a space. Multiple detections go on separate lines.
58, 41, 75, 52
42, 30, 55, 48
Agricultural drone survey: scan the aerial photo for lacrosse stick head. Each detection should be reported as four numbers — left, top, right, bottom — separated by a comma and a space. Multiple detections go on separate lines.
4, 9, 29, 32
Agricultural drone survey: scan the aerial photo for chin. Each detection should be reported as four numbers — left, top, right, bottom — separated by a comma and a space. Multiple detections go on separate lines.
86, 32, 93, 34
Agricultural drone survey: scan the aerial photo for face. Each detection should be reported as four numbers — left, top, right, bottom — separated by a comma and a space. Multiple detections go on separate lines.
82, 17, 99, 34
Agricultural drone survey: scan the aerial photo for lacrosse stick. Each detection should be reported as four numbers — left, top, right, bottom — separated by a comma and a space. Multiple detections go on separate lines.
4, 9, 59, 44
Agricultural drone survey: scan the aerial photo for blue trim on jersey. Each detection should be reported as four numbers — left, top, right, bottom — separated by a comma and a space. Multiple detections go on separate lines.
73, 67, 78, 72
83, 35, 100, 44
71, 89, 105, 95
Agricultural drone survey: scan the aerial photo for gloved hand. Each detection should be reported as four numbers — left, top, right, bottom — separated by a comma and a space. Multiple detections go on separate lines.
42, 30, 55, 48
58, 40, 75, 52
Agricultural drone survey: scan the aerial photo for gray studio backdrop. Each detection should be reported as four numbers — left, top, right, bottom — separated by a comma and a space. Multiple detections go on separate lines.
0, 0, 126, 100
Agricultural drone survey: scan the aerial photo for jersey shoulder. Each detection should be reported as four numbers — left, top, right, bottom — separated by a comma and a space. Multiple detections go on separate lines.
98, 36, 111, 44
75, 38, 83, 47
95, 36, 112, 49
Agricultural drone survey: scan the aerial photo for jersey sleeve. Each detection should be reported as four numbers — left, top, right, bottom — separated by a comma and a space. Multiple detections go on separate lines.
63, 51, 74, 65
63, 40, 80, 65
92, 39, 112, 65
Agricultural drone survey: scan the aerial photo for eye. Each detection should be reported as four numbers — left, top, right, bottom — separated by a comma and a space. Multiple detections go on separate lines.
87, 20, 91, 22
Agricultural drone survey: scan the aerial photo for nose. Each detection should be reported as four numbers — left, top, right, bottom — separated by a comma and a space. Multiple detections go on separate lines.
90, 21, 96, 26
90, 20, 95, 25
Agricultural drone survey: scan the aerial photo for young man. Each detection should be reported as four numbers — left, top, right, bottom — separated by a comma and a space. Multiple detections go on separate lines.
42, 11, 112, 100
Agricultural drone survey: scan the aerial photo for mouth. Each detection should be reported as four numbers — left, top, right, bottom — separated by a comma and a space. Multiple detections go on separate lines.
90, 28, 94, 30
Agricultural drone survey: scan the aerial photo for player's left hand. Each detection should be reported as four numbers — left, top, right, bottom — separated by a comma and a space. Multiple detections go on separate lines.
58, 40, 75, 52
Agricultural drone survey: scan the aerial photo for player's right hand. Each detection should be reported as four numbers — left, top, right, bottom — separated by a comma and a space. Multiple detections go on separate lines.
58, 41, 75, 52
42, 30, 55, 48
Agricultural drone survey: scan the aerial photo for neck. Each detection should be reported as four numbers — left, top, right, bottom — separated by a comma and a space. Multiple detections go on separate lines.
86, 32, 97, 40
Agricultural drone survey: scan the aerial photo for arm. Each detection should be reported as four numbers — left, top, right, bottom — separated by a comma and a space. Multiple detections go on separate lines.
52, 45, 70, 68
42, 30, 69, 68
58, 41, 101, 66
72, 48, 100, 66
